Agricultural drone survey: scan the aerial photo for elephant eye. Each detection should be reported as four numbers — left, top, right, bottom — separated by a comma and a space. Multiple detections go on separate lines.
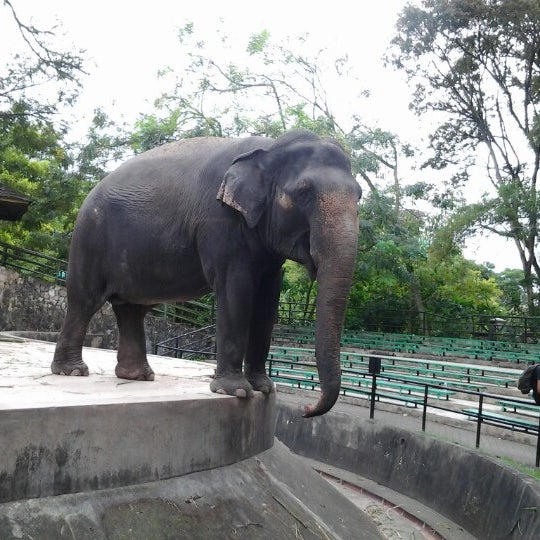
294, 180, 313, 206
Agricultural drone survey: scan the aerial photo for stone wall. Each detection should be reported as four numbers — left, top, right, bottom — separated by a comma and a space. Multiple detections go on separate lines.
0, 265, 191, 352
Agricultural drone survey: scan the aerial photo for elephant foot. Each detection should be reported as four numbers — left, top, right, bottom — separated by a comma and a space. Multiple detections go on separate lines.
51, 360, 90, 377
247, 373, 275, 394
210, 375, 254, 398
115, 363, 155, 381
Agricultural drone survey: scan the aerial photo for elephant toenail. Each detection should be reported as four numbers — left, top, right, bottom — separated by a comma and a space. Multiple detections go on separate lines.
71, 369, 81, 376
216, 388, 227, 395
235, 389, 247, 398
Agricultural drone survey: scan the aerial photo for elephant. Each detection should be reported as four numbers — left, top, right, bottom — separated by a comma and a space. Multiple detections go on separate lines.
51, 129, 361, 417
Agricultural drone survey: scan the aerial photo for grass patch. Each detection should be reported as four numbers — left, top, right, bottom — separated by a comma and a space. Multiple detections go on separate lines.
501, 457, 540, 481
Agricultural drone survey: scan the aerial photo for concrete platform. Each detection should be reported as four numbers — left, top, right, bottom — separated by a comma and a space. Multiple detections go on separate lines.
0, 336, 383, 539
0, 337, 274, 503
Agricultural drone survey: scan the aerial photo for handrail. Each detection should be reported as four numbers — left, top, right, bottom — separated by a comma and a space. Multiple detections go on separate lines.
0, 241, 67, 284
154, 324, 216, 359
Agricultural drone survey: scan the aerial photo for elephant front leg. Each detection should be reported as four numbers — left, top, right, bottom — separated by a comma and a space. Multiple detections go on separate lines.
244, 266, 282, 394
210, 277, 254, 399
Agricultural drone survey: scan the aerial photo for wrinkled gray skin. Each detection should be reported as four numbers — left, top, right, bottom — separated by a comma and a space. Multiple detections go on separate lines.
52, 129, 361, 417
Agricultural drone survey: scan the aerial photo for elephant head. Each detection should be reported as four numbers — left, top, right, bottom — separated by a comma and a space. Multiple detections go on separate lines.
217, 130, 361, 417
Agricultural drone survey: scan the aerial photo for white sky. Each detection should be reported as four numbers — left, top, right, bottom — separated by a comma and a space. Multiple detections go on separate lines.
1, 0, 520, 270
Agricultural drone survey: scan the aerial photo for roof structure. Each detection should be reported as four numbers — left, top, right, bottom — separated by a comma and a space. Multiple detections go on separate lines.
0, 183, 31, 221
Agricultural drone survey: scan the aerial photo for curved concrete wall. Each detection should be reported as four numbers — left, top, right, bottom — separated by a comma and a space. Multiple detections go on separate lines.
1, 393, 275, 503
276, 401, 540, 540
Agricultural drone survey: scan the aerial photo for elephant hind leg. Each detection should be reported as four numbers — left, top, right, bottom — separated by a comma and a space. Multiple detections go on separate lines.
113, 303, 155, 381
52, 304, 96, 376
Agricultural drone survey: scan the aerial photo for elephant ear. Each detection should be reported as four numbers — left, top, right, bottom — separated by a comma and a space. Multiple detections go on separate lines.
217, 148, 269, 228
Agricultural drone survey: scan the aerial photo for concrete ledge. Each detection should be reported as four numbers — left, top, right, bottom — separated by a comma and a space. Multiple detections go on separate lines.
0, 339, 383, 539
0, 340, 275, 503
275, 398, 540, 540
1, 393, 275, 503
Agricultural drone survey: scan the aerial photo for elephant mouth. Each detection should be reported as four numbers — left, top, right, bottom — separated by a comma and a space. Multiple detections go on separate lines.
288, 232, 317, 280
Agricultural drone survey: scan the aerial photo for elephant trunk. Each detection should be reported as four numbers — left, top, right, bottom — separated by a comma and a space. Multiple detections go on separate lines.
303, 194, 359, 418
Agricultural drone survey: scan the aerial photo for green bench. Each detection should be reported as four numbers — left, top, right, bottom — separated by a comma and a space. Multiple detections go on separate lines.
341, 363, 484, 392
273, 377, 318, 391
384, 371, 486, 393
271, 366, 316, 378
339, 331, 539, 363
270, 346, 518, 390
339, 352, 510, 389
340, 372, 454, 400
340, 383, 424, 408
269, 360, 453, 401
271, 360, 456, 398
497, 399, 540, 416
462, 408, 539, 433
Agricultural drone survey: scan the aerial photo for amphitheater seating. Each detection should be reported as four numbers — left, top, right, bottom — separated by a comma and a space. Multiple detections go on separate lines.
268, 326, 539, 437
271, 326, 540, 365
339, 351, 517, 388
268, 346, 517, 390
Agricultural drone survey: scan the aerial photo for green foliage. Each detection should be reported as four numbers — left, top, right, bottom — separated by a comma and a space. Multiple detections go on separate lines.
280, 261, 317, 323
417, 255, 503, 314
247, 30, 271, 55
1, 1, 86, 128
346, 181, 505, 332
0, 106, 85, 257
145, 26, 356, 143
495, 269, 528, 314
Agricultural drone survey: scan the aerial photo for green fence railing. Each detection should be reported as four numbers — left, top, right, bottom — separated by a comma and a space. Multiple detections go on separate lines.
0, 241, 67, 285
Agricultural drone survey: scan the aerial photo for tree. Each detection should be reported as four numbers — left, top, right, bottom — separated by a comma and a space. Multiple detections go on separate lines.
0, 109, 85, 256
389, 0, 540, 314
1, 1, 87, 256
349, 183, 431, 332
1, 0, 86, 126
139, 25, 352, 142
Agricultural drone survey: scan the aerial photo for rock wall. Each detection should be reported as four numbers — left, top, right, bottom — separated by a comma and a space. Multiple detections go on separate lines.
0, 265, 191, 351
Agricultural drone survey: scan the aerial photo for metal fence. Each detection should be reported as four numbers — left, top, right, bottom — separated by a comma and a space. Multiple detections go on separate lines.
154, 324, 216, 359
0, 241, 67, 285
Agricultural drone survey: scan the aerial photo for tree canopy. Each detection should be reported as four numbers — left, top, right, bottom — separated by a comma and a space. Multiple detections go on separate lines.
389, 0, 540, 313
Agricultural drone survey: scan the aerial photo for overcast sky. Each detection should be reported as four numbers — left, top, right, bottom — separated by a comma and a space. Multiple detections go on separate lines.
2, 1, 419, 136
1, 0, 520, 270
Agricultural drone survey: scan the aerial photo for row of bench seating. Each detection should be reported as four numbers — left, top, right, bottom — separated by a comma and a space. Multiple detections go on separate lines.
269, 327, 540, 432
462, 408, 539, 434
272, 326, 540, 364
269, 362, 455, 400
269, 345, 518, 389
